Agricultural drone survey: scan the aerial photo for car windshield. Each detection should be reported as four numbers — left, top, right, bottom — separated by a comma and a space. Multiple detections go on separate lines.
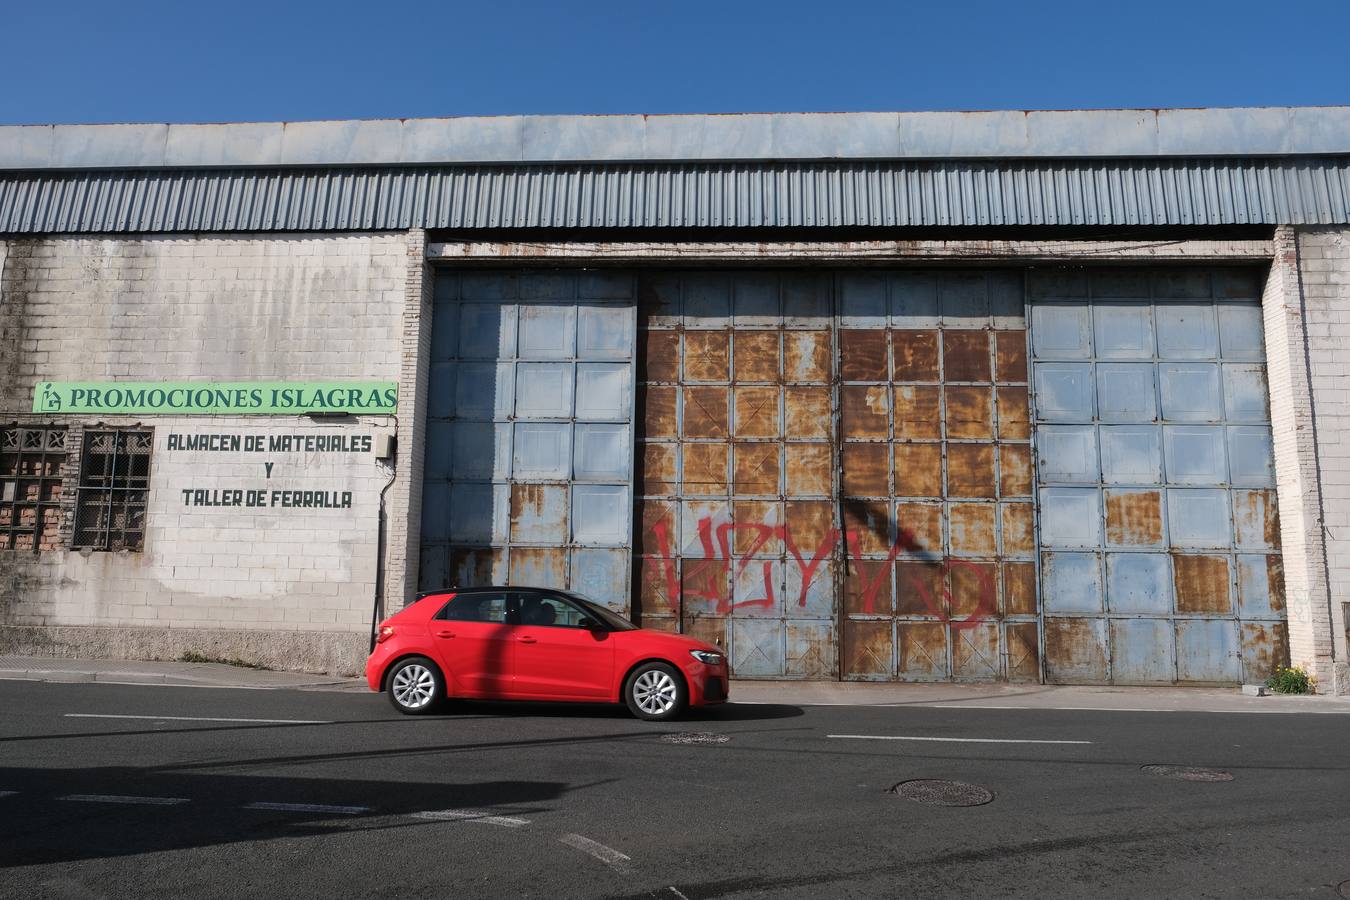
560, 591, 639, 631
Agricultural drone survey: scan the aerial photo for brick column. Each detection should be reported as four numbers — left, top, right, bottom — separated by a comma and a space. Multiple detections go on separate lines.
1263, 226, 1343, 692
382, 228, 433, 615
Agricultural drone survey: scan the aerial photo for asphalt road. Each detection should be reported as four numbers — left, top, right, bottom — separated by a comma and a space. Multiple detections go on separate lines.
1, 680, 1347, 900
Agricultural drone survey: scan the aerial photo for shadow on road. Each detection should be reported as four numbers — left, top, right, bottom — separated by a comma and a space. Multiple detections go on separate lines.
0, 766, 570, 869
437, 700, 804, 721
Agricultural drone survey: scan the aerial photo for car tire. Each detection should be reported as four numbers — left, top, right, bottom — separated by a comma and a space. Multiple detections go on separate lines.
385, 656, 444, 715
623, 661, 687, 722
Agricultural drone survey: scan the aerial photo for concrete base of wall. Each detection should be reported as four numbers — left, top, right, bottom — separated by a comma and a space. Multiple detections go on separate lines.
0, 625, 368, 677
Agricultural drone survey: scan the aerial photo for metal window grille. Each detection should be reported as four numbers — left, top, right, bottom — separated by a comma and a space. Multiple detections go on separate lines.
0, 426, 68, 552
73, 430, 152, 551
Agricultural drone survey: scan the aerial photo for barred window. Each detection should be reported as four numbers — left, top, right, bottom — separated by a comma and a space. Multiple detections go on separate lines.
74, 430, 152, 551
0, 427, 68, 552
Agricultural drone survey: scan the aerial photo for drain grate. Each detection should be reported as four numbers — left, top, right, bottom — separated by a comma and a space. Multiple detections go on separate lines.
661, 732, 730, 745
892, 779, 994, 807
1140, 764, 1234, 782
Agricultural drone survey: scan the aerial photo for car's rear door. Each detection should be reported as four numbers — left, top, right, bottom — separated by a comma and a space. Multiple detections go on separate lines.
511, 593, 614, 700
428, 592, 518, 698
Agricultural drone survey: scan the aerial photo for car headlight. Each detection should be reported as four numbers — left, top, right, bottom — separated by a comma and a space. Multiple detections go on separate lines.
690, 649, 724, 666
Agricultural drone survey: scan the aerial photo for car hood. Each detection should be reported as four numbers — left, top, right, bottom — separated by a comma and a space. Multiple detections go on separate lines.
626, 629, 723, 656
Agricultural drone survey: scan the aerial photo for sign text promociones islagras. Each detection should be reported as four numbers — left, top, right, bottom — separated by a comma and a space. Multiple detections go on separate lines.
33, 382, 398, 415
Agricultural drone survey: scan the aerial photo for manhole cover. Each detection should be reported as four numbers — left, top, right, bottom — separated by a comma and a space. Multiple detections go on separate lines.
660, 732, 730, 745
892, 779, 994, 807
1337, 879, 1350, 899
1140, 764, 1234, 782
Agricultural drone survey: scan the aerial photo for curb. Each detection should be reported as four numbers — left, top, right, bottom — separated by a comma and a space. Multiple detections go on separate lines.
0, 669, 364, 691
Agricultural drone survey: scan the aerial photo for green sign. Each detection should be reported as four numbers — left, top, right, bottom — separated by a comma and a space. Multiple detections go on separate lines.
33, 382, 398, 415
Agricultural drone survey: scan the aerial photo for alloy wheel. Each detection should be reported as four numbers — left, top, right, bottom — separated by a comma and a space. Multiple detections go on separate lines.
391, 664, 436, 710
633, 669, 678, 716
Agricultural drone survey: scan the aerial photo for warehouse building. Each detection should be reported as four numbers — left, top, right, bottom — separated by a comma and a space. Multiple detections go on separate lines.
1, 107, 1348, 692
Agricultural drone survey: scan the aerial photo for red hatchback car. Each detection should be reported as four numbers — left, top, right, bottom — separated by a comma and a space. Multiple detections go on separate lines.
366, 586, 729, 721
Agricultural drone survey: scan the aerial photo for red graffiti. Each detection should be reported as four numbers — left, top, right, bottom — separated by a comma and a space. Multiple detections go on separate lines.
648, 515, 998, 628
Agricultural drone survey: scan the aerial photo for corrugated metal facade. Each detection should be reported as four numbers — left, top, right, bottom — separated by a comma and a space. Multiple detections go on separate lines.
2, 157, 1349, 234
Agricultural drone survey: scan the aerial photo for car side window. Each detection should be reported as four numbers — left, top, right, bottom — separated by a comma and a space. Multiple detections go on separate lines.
436, 593, 511, 623
517, 594, 591, 629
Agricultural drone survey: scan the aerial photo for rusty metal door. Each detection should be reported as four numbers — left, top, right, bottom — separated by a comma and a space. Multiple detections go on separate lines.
633, 269, 1035, 682
420, 270, 637, 617
1030, 268, 1287, 685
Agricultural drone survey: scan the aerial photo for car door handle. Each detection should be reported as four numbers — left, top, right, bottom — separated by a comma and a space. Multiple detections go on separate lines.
434, 630, 455, 638
516, 635, 536, 644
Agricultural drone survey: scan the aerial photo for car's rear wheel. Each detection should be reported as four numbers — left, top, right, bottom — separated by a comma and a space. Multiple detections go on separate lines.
386, 656, 444, 715
624, 662, 686, 721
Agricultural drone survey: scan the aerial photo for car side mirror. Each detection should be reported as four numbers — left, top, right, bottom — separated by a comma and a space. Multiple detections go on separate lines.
578, 616, 604, 631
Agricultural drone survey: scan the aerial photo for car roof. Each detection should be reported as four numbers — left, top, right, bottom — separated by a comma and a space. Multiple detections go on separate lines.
415, 585, 577, 600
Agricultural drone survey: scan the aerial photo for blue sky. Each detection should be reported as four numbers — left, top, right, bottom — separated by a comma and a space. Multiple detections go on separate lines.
5, 0, 1348, 124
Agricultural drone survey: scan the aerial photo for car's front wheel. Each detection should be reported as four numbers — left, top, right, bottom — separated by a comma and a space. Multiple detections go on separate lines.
624, 662, 687, 721
386, 656, 444, 715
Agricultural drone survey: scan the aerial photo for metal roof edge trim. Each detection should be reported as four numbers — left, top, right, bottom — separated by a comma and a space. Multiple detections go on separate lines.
4, 107, 1350, 170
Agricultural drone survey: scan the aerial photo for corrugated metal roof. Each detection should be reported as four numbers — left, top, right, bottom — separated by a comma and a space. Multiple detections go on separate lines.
3, 157, 1349, 233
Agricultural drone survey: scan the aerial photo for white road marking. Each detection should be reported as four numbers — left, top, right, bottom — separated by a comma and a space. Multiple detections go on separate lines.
559, 833, 634, 871
0, 791, 18, 798
243, 802, 369, 815
65, 713, 331, 725
410, 809, 530, 828
61, 794, 189, 805
828, 734, 1093, 745
668, 888, 691, 899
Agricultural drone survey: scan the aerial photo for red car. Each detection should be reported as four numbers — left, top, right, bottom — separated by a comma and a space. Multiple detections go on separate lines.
366, 586, 729, 721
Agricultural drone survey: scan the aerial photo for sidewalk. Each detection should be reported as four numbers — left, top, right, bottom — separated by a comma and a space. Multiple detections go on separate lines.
4, 654, 1349, 712
0, 655, 366, 691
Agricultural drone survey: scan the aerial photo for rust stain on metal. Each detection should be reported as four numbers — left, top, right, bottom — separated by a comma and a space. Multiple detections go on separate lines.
892, 330, 939, 381
893, 385, 942, 440
1173, 554, 1233, 614
896, 561, 945, 615
636, 556, 678, 616
644, 616, 680, 634
946, 386, 994, 440
1044, 617, 1108, 680
508, 548, 567, 588
1265, 555, 1286, 612
685, 615, 726, 649
952, 623, 1000, 678
1240, 621, 1290, 683
681, 557, 729, 611
785, 331, 831, 382
784, 386, 831, 439
845, 559, 893, 614
840, 329, 888, 381
1234, 489, 1281, 550
733, 331, 781, 383
842, 443, 889, 497
635, 500, 677, 555
1105, 489, 1163, 546
842, 499, 891, 554
733, 386, 780, 438
998, 444, 1034, 496
683, 331, 730, 382
894, 443, 943, 497
786, 622, 836, 678
946, 444, 996, 498
682, 443, 729, 495
642, 386, 678, 438
732, 499, 780, 555
841, 385, 889, 438
641, 443, 678, 494
1000, 503, 1036, 556
785, 443, 832, 495
785, 500, 834, 552
896, 622, 946, 678
1005, 622, 1039, 681
943, 331, 991, 382
642, 330, 681, 382
995, 386, 1030, 440
682, 386, 729, 438
1002, 561, 1037, 615
995, 331, 1029, 382
950, 562, 997, 617
733, 443, 780, 495
449, 547, 504, 587
895, 501, 942, 553
948, 502, 997, 556
844, 620, 893, 677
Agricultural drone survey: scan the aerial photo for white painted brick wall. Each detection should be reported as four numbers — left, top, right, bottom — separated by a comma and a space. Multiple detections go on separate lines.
1, 233, 408, 636
1291, 227, 1350, 692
